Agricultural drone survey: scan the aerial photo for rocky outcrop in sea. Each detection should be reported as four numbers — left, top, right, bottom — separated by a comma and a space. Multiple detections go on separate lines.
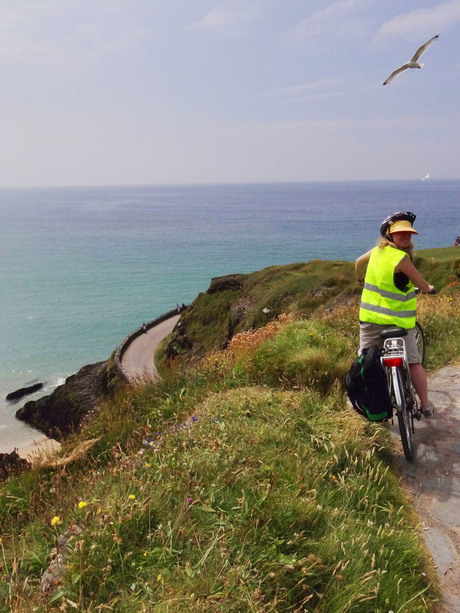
15, 361, 110, 440
6, 382, 43, 402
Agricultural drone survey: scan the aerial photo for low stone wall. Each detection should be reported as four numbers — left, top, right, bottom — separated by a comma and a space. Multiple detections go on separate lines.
114, 309, 179, 382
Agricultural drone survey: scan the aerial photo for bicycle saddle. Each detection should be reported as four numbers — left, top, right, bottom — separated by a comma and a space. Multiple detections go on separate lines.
380, 327, 408, 339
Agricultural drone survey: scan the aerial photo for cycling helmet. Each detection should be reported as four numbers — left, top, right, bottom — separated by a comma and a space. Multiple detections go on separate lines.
379, 211, 417, 237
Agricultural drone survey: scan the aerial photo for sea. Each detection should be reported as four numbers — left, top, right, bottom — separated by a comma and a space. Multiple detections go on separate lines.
1, 180, 459, 452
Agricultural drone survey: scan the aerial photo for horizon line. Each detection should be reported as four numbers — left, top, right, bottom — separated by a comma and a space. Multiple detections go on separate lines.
0, 176, 458, 191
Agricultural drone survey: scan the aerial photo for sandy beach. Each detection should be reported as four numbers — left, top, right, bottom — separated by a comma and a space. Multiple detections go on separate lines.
15, 436, 61, 462
0, 400, 61, 460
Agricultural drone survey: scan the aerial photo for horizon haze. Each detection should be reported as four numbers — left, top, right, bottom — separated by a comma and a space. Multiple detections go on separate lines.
1, 1, 459, 188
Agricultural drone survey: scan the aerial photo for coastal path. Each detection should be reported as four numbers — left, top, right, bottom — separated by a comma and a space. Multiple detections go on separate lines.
120, 314, 180, 382
390, 363, 460, 612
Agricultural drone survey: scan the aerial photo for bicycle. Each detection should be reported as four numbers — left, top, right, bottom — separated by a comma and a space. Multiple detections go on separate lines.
380, 321, 425, 461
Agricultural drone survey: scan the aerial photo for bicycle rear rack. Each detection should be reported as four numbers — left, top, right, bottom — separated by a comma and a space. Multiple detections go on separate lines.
382, 338, 407, 368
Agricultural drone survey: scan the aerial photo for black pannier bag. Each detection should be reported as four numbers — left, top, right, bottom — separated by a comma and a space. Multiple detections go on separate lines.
345, 345, 392, 422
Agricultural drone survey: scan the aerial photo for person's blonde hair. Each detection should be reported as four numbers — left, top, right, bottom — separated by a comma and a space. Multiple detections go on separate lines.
378, 236, 414, 260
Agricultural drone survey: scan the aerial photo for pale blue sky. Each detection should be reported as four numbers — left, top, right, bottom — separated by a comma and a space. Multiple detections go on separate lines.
0, 0, 459, 187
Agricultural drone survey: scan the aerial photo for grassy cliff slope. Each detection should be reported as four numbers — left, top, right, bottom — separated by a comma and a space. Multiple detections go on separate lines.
1, 248, 459, 612
161, 247, 460, 368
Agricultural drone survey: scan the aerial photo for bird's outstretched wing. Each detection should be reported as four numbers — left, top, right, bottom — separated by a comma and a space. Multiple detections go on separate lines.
411, 34, 439, 62
383, 65, 408, 86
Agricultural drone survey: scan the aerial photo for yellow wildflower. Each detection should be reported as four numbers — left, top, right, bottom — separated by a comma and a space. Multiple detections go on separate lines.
78, 501, 88, 509
129, 494, 136, 500
50, 516, 61, 526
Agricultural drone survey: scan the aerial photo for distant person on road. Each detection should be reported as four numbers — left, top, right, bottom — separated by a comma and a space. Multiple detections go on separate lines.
355, 211, 436, 417
454, 235, 460, 247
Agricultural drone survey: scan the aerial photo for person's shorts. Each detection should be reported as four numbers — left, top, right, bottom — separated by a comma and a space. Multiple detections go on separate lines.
359, 322, 421, 364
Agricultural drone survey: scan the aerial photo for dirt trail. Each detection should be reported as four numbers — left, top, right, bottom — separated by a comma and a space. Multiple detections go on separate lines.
390, 363, 460, 612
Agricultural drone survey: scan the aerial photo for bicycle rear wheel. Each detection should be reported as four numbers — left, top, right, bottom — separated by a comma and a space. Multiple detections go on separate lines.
394, 367, 414, 461
415, 322, 425, 365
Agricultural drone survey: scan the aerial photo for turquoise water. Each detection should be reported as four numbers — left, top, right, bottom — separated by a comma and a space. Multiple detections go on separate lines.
1, 180, 458, 451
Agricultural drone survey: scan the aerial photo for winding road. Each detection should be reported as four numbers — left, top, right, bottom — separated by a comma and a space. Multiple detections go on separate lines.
121, 314, 180, 382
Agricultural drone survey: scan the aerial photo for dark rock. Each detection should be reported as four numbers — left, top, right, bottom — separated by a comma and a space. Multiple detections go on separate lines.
6, 382, 43, 402
16, 361, 109, 440
165, 344, 179, 359
208, 274, 243, 294
0, 450, 30, 481
165, 324, 193, 359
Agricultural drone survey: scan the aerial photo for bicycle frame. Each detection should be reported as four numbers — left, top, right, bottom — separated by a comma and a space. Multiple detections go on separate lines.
380, 331, 421, 461
382, 337, 409, 394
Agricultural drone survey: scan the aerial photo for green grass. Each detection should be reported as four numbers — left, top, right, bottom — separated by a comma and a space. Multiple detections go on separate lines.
417, 294, 460, 369
239, 319, 356, 393
0, 383, 438, 612
2, 251, 460, 611
418, 246, 460, 260
415, 249, 460, 293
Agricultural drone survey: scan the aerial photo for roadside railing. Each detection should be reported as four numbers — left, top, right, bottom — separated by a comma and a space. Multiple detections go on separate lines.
114, 309, 179, 382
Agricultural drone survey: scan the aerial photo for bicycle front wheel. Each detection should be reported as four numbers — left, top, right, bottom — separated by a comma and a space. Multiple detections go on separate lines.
393, 367, 414, 461
415, 322, 425, 365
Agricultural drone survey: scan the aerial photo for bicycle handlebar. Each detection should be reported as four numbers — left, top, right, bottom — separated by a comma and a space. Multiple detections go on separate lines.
415, 286, 436, 295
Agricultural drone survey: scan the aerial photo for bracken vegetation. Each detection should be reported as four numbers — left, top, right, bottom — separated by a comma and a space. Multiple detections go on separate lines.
1, 248, 459, 612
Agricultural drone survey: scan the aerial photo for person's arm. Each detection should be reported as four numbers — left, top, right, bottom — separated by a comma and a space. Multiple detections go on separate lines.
396, 255, 435, 293
355, 250, 372, 283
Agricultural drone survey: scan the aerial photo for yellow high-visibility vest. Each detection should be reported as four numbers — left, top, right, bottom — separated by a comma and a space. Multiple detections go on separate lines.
359, 245, 416, 328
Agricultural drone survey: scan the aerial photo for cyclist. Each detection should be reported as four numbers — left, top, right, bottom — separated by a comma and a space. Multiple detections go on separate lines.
355, 211, 435, 417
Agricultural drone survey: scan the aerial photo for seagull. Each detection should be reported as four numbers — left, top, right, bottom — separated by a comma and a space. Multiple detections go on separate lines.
383, 34, 439, 85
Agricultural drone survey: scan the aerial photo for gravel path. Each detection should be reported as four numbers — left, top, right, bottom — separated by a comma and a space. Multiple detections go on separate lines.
390, 363, 460, 612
